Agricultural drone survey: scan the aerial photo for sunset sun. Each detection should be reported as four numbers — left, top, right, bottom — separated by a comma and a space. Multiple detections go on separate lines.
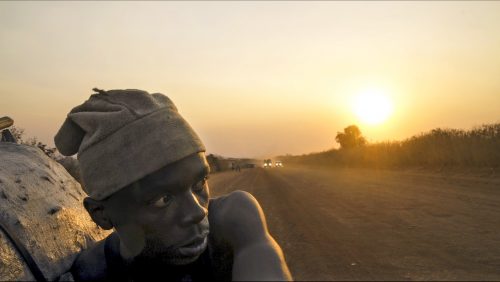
353, 89, 394, 125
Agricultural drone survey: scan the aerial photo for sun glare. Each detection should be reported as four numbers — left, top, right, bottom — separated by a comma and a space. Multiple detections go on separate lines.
353, 89, 393, 125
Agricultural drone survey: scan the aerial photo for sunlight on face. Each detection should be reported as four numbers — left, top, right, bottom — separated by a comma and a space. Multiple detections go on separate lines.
353, 89, 393, 125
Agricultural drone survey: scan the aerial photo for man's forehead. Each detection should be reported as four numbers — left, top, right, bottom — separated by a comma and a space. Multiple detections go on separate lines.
128, 153, 209, 198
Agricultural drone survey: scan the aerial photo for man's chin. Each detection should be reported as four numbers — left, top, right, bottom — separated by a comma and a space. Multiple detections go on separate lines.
167, 253, 203, 265
170, 236, 209, 265
140, 236, 208, 265
135, 249, 201, 266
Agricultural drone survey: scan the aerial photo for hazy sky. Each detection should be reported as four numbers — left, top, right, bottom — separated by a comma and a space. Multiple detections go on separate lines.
1, 1, 499, 158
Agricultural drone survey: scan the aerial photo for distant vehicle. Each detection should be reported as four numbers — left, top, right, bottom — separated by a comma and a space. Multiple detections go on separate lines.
275, 161, 283, 167
263, 159, 273, 168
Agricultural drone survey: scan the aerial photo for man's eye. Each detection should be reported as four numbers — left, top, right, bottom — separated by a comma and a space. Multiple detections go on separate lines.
152, 195, 172, 208
192, 176, 208, 192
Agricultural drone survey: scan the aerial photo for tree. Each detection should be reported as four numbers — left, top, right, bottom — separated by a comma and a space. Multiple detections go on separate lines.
335, 125, 367, 149
206, 154, 221, 172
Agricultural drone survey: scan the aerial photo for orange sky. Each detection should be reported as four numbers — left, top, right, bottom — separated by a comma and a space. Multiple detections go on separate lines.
1, 2, 499, 158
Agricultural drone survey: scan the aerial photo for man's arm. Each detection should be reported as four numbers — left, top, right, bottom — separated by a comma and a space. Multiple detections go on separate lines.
211, 191, 292, 281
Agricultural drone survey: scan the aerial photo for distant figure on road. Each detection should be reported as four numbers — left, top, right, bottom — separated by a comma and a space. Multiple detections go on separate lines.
55, 89, 292, 281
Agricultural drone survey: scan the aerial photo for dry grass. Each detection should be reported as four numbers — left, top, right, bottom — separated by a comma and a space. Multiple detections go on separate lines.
281, 123, 500, 169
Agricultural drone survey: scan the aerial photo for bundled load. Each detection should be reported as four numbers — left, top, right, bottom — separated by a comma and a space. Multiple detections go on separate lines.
0, 142, 110, 281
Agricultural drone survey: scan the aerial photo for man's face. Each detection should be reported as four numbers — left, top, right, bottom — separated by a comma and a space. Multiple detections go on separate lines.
102, 152, 211, 265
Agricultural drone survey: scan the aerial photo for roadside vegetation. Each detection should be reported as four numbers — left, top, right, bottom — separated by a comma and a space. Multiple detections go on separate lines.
8, 125, 58, 159
281, 123, 500, 169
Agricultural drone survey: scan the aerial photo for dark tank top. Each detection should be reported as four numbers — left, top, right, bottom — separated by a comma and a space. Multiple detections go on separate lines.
103, 233, 217, 282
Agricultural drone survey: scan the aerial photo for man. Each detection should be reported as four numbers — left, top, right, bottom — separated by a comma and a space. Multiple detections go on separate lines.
55, 89, 292, 281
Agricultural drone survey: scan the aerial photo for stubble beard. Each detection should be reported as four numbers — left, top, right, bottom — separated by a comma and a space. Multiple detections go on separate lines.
136, 222, 210, 266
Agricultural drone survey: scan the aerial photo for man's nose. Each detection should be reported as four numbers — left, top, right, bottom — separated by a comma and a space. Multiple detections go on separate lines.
180, 191, 208, 227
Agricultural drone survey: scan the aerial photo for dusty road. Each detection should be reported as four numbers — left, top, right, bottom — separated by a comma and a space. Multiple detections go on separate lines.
209, 166, 500, 281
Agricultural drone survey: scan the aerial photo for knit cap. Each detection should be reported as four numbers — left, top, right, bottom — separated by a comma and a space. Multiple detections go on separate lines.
54, 89, 205, 200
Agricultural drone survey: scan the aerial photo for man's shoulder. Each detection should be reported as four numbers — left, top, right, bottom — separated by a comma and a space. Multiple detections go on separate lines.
209, 190, 261, 223
209, 192, 292, 281
71, 236, 109, 281
209, 191, 269, 247
210, 190, 255, 209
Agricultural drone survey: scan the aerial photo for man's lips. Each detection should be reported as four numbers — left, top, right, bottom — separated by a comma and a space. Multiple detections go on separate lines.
177, 235, 208, 257
178, 228, 209, 247
183, 235, 206, 248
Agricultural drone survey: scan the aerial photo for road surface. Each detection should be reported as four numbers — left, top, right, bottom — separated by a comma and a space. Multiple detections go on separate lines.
209, 166, 500, 281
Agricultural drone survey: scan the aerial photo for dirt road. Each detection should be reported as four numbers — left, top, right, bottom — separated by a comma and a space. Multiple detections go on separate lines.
209, 166, 500, 281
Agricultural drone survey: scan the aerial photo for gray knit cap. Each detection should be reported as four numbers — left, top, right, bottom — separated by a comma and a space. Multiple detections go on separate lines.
54, 89, 205, 200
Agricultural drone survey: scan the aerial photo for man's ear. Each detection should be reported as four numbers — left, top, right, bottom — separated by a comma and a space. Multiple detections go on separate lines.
83, 197, 114, 230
